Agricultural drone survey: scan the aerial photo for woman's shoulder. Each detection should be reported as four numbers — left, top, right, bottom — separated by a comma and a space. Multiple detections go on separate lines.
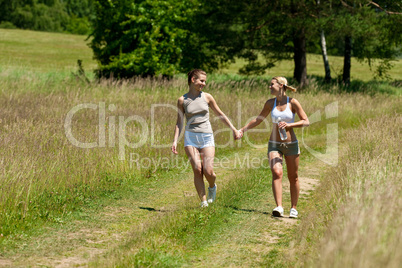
289, 97, 301, 105
261, 98, 275, 110
202, 92, 214, 102
177, 95, 185, 104
289, 97, 303, 113
266, 98, 276, 106
203, 91, 212, 98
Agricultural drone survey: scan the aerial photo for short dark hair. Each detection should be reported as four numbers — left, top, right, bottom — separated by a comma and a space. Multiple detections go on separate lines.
187, 69, 206, 85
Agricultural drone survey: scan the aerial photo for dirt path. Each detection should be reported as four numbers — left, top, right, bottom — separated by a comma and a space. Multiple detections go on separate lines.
188, 148, 321, 266
0, 147, 321, 267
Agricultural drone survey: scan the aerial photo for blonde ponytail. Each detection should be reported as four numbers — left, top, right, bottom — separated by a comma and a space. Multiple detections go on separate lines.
284, 84, 297, 92
273, 76, 297, 92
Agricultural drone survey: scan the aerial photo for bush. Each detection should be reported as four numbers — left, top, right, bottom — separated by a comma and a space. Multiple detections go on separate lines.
0, 0, 94, 34
66, 16, 92, 35
0, 21, 17, 29
11, 3, 69, 32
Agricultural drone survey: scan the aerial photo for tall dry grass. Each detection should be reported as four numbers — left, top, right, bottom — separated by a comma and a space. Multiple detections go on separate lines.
0, 68, 400, 257
290, 114, 401, 267
0, 72, 267, 236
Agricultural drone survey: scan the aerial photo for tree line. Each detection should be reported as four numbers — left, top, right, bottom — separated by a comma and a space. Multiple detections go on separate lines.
0, 0, 94, 34
90, 0, 401, 85
1, 0, 401, 85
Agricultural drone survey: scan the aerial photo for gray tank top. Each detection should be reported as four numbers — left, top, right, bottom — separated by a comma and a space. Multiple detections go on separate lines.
183, 91, 213, 133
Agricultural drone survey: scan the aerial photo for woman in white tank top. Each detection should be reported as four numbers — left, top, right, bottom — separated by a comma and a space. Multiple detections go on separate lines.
238, 77, 309, 218
171, 69, 241, 208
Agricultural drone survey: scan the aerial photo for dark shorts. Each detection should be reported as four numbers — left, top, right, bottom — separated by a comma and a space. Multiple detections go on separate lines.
268, 140, 300, 156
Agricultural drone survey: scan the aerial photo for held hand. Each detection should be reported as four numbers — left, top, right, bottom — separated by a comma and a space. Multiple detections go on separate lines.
238, 129, 244, 139
171, 143, 178, 154
233, 129, 243, 140
278, 121, 289, 130
232, 129, 238, 140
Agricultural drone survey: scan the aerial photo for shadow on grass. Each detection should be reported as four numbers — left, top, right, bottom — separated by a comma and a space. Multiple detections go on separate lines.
139, 207, 163, 212
228, 205, 270, 215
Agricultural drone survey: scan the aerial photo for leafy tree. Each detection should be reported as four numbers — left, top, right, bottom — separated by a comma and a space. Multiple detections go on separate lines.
202, 0, 318, 87
205, 0, 400, 85
0, 0, 95, 34
11, 1, 69, 32
0, 0, 34, 26
63, 0, 95, 34
90, 0, 234, 78
320, 0, 401, 83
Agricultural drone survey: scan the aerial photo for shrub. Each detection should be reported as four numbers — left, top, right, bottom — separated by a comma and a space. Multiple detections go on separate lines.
0, 21, 17, 29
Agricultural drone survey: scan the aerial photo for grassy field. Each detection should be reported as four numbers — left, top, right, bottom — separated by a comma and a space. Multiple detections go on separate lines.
219, 53, 402, 82
0, 29, 96, 79
0, 29, 401, 267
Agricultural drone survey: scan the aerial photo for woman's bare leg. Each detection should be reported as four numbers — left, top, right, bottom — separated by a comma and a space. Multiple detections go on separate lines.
269, 151, 284, 207
185, 146, 206, 201
200, 146, 216, 188
284, 154, 300, 209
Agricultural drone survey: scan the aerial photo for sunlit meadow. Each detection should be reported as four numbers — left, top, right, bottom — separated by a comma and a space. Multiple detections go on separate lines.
0, 28, 401, 266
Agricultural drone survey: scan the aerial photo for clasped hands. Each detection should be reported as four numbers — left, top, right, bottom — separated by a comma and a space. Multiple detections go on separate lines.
233, 129, 244, 140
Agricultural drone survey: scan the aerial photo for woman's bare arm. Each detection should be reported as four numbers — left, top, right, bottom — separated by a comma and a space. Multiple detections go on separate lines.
241, 100, 273, 133
171, 97, 185, 154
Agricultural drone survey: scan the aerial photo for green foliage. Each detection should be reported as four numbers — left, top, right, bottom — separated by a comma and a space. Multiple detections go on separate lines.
66, 15, 92, 35
320, 0, 402, 81
0, 0, 94, 34
64, 0, 95, 34
90, 0, 232, 78
201, 0, 318, 85
205, 0, 401, 82
0, 21, 17, 29
11, 2, 69, 32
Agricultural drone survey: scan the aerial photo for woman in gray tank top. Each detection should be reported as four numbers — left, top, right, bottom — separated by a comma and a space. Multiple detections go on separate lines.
171, 69, 241, 208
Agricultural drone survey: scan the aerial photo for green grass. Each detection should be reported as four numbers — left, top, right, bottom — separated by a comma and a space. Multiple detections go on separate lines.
0, 28, 401, 267
219, 52, 402, 82
88, 151, 291, 267
0, 29, 96, 73
0, 71, 399, 266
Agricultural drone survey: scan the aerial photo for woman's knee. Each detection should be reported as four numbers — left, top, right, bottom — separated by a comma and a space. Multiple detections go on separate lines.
288, 173, 299, 183
192, 165, 203, 176
203, 167, 215, 178
271, 168, 283, 179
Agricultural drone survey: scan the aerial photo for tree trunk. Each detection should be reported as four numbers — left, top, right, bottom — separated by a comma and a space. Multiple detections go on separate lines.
320, 30, 331, 82
343, 35, 352, 85
316, 0, 331, 83
293, 31, 308, 87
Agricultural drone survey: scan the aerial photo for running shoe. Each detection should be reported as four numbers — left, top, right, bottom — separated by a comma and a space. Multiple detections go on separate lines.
201, 201, 209, 208
207, 184, 217, 203
272, 206, 284, 217
289, 208, 298, 218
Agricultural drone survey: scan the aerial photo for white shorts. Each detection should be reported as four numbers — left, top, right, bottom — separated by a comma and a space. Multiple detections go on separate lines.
184, 131, 215, 149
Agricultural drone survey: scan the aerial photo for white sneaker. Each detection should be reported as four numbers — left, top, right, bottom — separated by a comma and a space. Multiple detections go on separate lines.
207, 184, 217, 203
201, 201, 209, 208
272, 206, 284, 217
289, 208, 298, 218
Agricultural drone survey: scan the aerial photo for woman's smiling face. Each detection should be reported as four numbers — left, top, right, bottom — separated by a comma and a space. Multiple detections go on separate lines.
192, 74, 206, 91
269, 79, 282, 95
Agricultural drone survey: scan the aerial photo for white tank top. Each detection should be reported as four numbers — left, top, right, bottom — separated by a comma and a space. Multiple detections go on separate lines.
271, 97, 295, 123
